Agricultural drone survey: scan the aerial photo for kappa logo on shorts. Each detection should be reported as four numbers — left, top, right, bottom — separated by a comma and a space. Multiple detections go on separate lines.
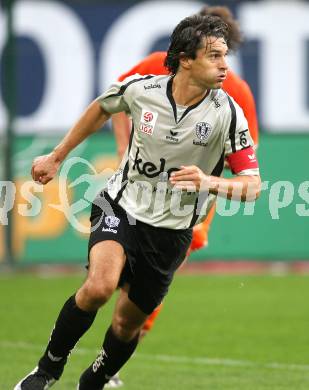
139, 109, 158, 135
102, 216, 120, 234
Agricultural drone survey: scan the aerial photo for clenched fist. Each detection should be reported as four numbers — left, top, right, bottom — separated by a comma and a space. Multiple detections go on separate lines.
31, 153, 61, 185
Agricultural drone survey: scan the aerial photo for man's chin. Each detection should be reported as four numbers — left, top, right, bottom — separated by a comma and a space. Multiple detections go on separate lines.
208, 81, 224, 90
209, 84, 222, 90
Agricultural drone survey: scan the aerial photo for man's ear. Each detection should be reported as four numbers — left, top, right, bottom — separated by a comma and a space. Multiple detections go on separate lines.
179, 52, 192, 70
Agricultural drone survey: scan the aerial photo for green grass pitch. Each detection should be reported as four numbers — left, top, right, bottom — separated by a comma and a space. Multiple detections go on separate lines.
1, 272, 309, 389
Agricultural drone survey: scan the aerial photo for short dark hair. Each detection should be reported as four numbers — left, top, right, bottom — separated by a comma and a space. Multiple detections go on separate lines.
199, 5, 243, 51
164, 14, 228, 74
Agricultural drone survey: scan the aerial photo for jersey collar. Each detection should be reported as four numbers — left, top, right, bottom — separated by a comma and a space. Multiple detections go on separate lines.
166, 76, 210, 124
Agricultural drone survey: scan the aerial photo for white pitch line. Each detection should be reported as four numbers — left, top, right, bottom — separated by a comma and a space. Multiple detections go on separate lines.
1, 340, 309, 372
136, 353, 309, 372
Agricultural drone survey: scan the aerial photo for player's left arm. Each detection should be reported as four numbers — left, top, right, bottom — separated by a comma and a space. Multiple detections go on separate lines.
169, 167, 260, 202
170, 99, 261, 201
234, 79, 259, 147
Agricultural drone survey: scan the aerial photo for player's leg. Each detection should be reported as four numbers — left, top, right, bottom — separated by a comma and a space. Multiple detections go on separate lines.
77, 217, 192, 390
135, 207, 216, 346
14, 240, 126, 390
105, 222, 190, 388
135, 206, 216, 341
105, 301, 163, 388
140, 302, 163, 338
78, 284, 148, 389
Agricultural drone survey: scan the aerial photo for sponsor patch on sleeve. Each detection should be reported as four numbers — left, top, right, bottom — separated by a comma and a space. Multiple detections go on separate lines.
227, 146, 259, 174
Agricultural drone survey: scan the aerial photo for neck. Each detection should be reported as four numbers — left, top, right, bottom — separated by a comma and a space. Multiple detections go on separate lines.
172, 72, 208, 106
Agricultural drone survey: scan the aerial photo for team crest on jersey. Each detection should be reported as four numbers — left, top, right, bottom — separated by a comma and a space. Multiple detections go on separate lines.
139, 109, 158, 135
195, 122, 212, 140
193, 122, 212, 147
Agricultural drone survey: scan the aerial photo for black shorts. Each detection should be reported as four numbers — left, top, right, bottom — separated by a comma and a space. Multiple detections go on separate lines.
88, 192, 192, 314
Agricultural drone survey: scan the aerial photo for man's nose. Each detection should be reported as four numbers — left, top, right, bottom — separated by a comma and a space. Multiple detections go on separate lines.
220, 56, 228, 70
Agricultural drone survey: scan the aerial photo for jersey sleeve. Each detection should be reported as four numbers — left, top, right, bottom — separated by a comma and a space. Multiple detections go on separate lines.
223, 72, 259, 146
224, 96, 259, 176
234, 79, 259, 146
96, 76, 138, 114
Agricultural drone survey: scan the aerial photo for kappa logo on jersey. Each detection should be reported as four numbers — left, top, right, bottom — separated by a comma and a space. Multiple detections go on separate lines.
239, 129, 249, 149
212, 96, 221, 108
144, 83, 161, 90
102, 216, 120, 234
139, 109, 158, 135
193, 122, 212, 147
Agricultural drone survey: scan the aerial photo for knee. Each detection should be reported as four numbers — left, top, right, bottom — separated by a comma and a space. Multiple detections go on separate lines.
77, 280, 116, 310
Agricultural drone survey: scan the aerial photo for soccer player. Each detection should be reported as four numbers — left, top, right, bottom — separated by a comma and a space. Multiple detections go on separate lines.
15, 14, 261, 390
113, 4, 258, 253
108, 8, 259, 386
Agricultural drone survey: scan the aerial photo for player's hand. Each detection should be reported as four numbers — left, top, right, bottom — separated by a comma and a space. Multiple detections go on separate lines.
169, 165, 210, 191
31, 153, 61, 185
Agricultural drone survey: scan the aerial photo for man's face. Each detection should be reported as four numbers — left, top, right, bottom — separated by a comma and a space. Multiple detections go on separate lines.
186, 36, 228, 89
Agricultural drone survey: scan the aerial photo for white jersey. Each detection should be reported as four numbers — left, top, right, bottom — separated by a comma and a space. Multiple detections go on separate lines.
97, 74, 259, 229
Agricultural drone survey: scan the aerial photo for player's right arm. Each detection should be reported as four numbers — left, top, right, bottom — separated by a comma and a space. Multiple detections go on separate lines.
32, 100, 110, 185
32, 76, 136, 185
112, 111, 131, 160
